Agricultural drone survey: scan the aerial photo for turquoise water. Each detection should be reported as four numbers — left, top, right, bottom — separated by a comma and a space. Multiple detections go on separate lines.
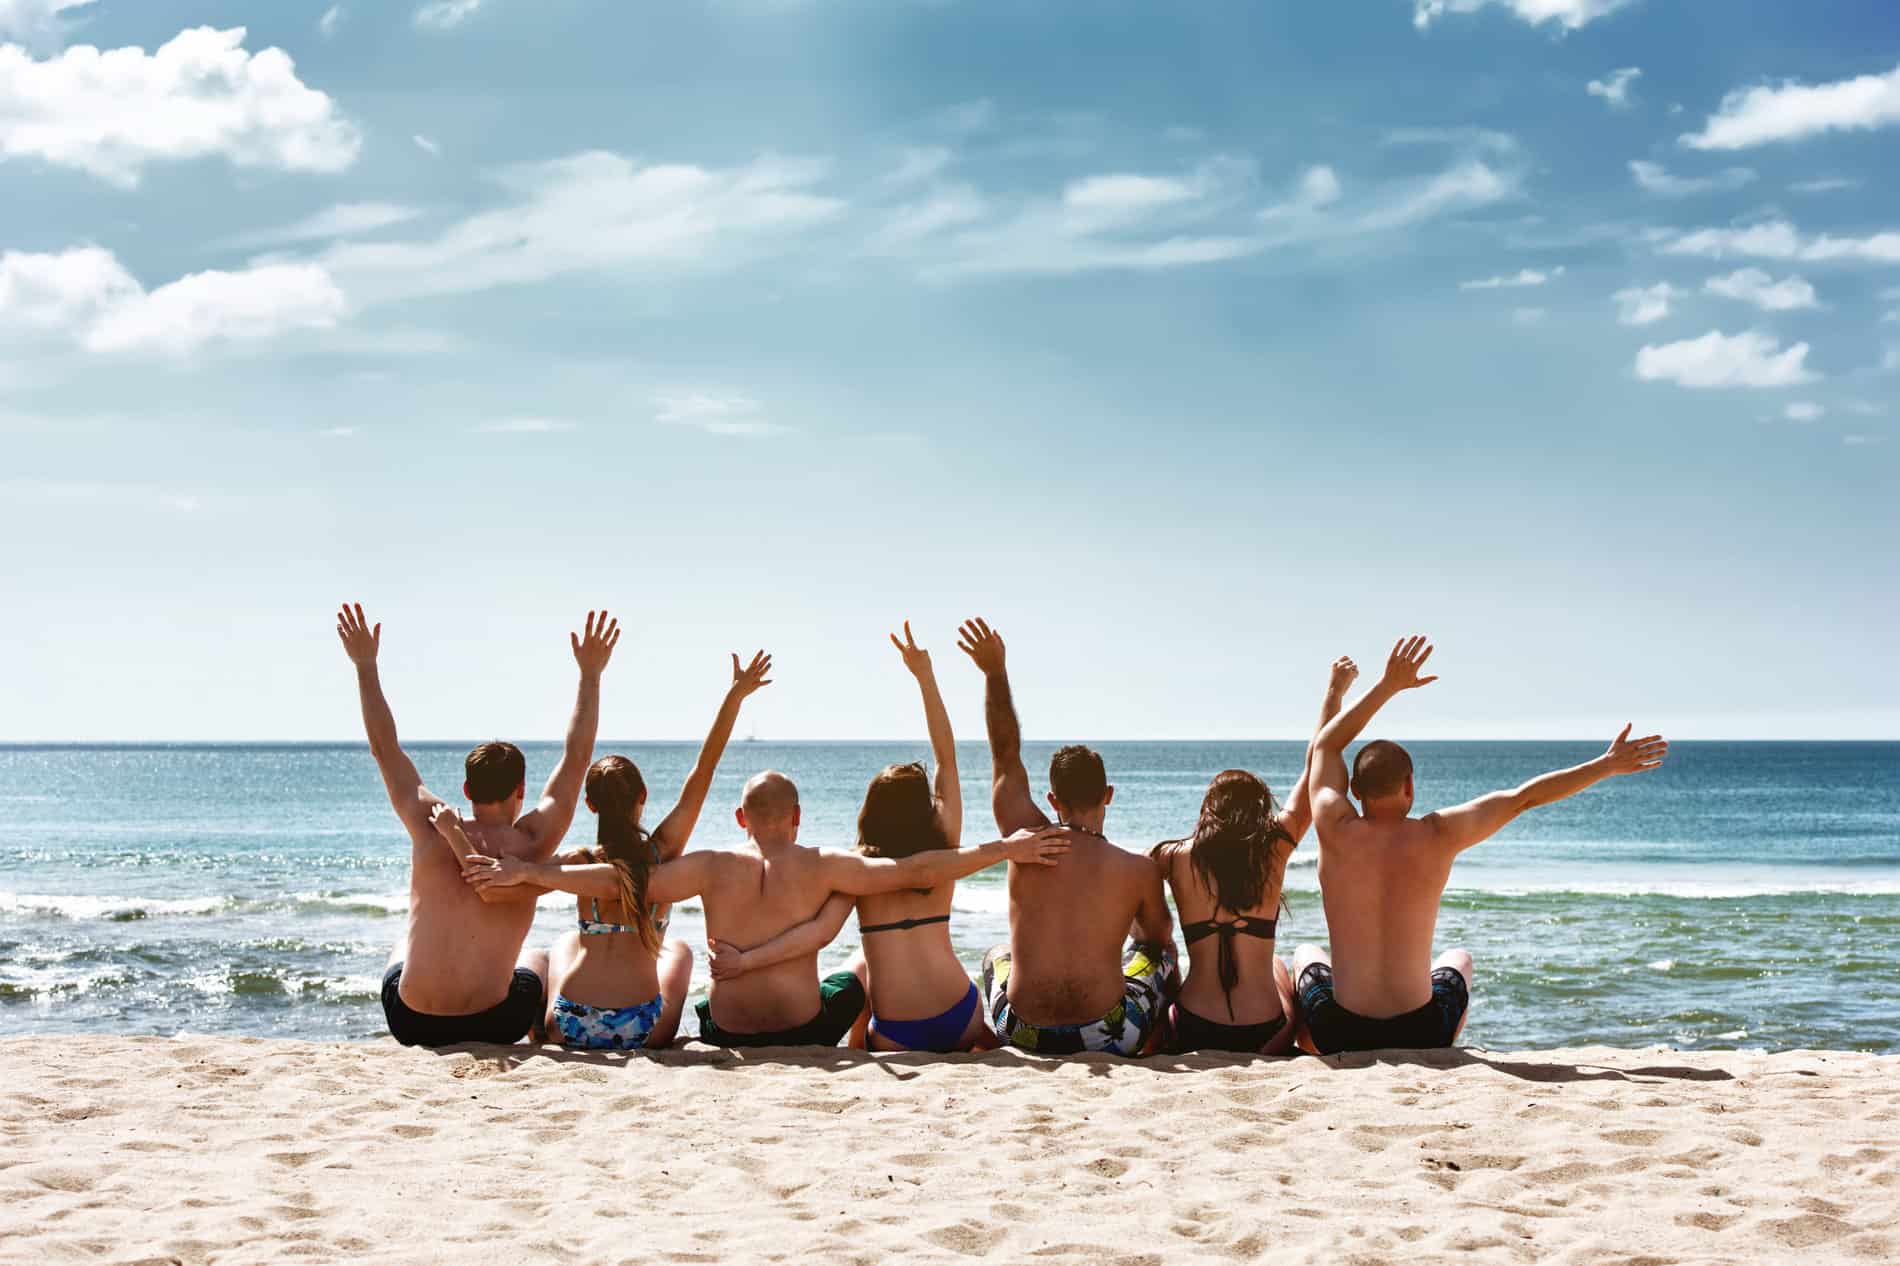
2, 741, 1896, 1051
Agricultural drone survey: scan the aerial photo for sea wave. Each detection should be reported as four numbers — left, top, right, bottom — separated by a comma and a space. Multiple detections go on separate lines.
0, 892, 233, 921
1451, 879, 1900, 899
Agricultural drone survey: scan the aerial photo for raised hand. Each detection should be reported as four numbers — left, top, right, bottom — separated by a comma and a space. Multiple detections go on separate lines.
1379, 635, 1438, 692
889, 621, 932, 678
729, 650, 773, 699
570, 610, 621, 677
1600, 724, 1668, 776
428, 802, 465, 839
1002, 826, 1070, 867
335, 602, 381, 665
956, 617, 1007, 676
1329, 655, 1359, 694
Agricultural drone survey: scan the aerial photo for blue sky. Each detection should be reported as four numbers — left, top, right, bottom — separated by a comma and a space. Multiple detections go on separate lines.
1, 0, 1895, 742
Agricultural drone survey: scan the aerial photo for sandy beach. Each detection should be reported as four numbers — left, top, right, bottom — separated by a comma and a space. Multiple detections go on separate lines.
3, 1038, 1894, 1265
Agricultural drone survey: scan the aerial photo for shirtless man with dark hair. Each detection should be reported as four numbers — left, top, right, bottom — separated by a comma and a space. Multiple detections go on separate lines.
335, 602, 619, 1047
958, 617, 1178, 1056
1294, 635, 1669, 1055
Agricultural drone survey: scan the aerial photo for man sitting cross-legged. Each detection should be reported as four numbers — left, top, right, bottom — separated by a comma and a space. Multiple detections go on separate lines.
1295, 634, 1669, 1055
957, 617, 1178, 1056
335, 602, 620, 1047
467, 769, 1068, 1048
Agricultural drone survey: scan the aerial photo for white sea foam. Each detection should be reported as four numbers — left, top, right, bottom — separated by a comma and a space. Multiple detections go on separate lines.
0, 892, 230, 920
1458, 879, 1900, 899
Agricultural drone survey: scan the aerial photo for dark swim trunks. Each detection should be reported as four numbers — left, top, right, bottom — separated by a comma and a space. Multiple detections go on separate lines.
1297, 962, 1469, 1055
381, 963, 545, 1047
695, 970, 867, 1048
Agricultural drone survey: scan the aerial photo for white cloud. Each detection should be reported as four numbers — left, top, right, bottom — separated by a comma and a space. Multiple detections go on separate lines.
653, 392, 784, 436
1790, 177, 1856, 194
1382, 127, 1518, 154
1587, 67, 1641, 108
1063, 173, 1198, 215
1629, 160, 1755, 196
871, 186, 987, 251
318, 6, 343, 37
1613, 282, 1679, 326
1703, 267, 1817, 312
317, 151, 843, 305
1635, 329, 1816, 389
1683, 63, 1900, 150
1354, 161, 1515, 231
0, 0, 95, 48
225, 202, 421, 249
886, 146, 951, 187
413, 134, 440, 156
0, 26, 358, 187
414, 0, 481, 31
0, 245, 344, 356
1259, 165, 1342, 222
1461, 266, 1562, 290
1413, 0, 1634, 31
475, 417, 575, 433
1661, 220, 1900, 263
1784, 401, 1824, 422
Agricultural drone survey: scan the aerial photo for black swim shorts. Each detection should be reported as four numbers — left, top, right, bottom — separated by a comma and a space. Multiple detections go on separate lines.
381, 962, 545, 1047
1297, 962, 1469, 1055
695, 970, 867, 1048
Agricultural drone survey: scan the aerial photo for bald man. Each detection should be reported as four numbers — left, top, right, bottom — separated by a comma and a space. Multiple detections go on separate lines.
509, 769, 1061, 1047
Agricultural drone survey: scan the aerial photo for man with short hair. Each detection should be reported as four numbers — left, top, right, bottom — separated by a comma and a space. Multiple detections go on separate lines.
335, 602, 619, 1047
1295, 635, 1669, 1055
957, 617, 1178, 1056
475, 767, 1065, 1047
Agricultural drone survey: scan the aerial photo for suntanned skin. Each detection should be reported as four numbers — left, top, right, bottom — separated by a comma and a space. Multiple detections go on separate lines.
958, 618, 1175, 1027
470, 770, 1068, 1037
1154, 655, 1356, 1050
1296, 635, 1668, 1042
335, 603, 618, 1018
704, 624, 1000, 1051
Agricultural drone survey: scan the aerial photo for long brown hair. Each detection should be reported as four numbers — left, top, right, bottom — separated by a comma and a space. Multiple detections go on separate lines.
582, 755, 662, 956
1162, 769, 1294, 917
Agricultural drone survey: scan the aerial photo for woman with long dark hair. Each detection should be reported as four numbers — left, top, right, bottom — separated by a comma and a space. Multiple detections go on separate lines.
706, 624, 998, 1052
1151, 656, 1358, 1054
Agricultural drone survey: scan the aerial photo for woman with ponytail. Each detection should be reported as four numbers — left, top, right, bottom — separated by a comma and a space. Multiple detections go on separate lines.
1150, 656, 1358, 1054
456, 651, 774, 1049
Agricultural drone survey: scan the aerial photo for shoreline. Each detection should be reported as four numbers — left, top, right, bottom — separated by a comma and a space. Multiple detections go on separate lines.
6, 1037, 1895, 1263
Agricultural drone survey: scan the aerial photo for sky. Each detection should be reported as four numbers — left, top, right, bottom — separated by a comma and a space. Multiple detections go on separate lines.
0, 0, 1896, 743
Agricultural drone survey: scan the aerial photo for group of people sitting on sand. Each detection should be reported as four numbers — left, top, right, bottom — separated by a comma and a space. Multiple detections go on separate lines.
335, 603, 1667, 1057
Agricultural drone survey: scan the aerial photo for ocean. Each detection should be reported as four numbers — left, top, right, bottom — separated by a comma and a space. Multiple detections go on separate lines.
2, 741, 1896, 1052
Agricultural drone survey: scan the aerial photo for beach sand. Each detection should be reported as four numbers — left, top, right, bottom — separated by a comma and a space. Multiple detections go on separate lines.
4, 1037, 1895, 1265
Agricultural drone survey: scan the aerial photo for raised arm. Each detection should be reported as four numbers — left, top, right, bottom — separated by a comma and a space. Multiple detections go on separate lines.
1279, 655, 1358, 841
649, 650, 773, 861
1306, 636, 1438, 834
337, 603, 445, 847
517, 611, 620, 855
893, 622, 962, 846
814, 828, 1066, 896
1428, 725, 1668, 854
707, 892, 857, 981
957, 617, 1048, 835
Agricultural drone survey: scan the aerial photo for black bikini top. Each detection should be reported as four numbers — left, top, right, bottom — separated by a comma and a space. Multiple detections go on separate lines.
1182, 914, 1279, 1021
859, 913, 951, 936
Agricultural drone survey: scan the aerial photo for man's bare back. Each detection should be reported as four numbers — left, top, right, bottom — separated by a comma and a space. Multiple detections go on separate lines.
698, 843, 849, 1032
1003, 830, 1162, 1023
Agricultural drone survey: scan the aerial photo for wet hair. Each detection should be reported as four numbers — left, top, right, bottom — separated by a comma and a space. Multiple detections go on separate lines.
1154, 770, 1294, 1009
580, 756, 662, 956
856, 762, 951, 860
1048, 744, 1108, 811
1351, 740, 1414, 802
464, 741, 526, 805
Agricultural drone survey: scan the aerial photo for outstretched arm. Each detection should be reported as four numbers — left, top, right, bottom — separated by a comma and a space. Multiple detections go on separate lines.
814, 829, 1067, 896
894, 622, 962, 846
517, 611, 620, 856
1428, 725, 1668, 854
337, 603, 446, 847
650, 651, 773, 862
958, 618, 1048, 834
1280, 655, 1358, 842
461, 848, 720, 905
1306, 636, 1438, 834
708, 892, 857, 981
